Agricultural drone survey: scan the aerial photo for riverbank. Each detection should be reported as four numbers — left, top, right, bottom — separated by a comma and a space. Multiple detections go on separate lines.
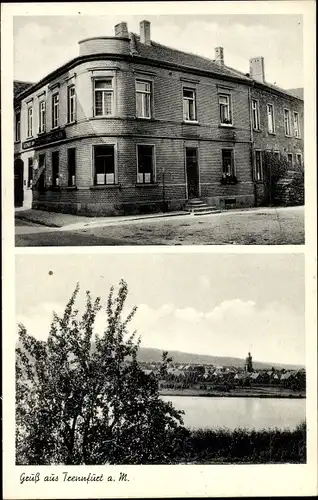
175, 421, 306, 464
159, 388, 306, 398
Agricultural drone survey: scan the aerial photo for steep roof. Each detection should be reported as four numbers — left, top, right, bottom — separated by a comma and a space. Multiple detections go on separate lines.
132, 34, 252, 83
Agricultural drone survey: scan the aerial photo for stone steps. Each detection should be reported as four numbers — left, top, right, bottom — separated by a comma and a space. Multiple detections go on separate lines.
185, 198, 221, 216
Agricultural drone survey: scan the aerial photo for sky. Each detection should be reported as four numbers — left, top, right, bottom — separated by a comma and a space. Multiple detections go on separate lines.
13, 14, 303, 89
15, 253, 305, 366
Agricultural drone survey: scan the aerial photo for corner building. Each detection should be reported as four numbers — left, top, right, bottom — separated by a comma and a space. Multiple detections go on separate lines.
14, 20, 303, 214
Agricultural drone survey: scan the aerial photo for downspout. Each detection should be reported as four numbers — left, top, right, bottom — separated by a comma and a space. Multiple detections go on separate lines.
247, 84, 256, 206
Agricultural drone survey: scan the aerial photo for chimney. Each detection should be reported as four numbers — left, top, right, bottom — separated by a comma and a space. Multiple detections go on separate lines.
140, 20, 151, 45
114, 22, 128, 38
249, 57, 265, 83
215, 46, 224, 66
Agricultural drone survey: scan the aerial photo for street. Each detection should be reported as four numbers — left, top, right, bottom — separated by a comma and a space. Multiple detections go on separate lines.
15, 206, 305, 246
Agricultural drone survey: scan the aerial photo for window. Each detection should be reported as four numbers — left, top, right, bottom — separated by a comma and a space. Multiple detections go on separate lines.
94, 145, 115, 185
67, 148, 76, 186
293, 112, 300, 138
287, 153, 293, 167
27, 105, 33, 138
267, 104, 275, 133
183, 88, 197, 122
296, 154, 302, 166
254, 150, 263, 181
38, 154, 46, 191
284, 109, 291, 136
219, 94, 232, 125
39, 100, 46, 134
51, 151, 59, 186
221, 149, 235, 177
94, 80, 113, 117
15, 112, 21, 142
27, 158, 33, 188
52, 93, 59, 128
137, 145, 155, 184
251, 99, 260, 130
67, 85, 76, 123
136, 80, 152, 118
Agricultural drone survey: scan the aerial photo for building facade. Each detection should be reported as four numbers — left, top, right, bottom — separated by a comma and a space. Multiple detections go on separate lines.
13, 20, 304, 214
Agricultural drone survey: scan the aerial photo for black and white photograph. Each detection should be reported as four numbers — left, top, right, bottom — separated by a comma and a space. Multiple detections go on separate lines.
15, 253, 306, 466
2, 1, 317, 499
13, 12, 305, 246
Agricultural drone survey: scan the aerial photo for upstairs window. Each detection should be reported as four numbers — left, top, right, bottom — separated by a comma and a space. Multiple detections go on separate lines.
15, 111, 21, 142
67, 85, 76, 123
52, 93, 59, 129
293, 112, 300, 138
254, 150, 263, 182
183, 88, 197, 122
27, 105, 33, 138
219, 94, 232, 125
251, 99, 260, 130
222, 149, 235, 177
137, 145, 155, 184
267, 104, 275, 133
94, 145, 115, 185
94, 80, 113, 117
39, 100, 46, 134
284, 109, 291, 136
136, 80, 152, 118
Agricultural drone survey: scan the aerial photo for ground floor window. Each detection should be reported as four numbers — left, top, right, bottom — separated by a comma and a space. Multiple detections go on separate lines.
221, 149, 235, 182
287, 153, 293, 167
27, 158, 33, 188
254, 150, 263, 182
94, 145, 115, 185
296, 153, 302, 167
137, 145, 155, 184
67, 148, 76, 186
51, 151, 59, 187
38, 154, 46, 191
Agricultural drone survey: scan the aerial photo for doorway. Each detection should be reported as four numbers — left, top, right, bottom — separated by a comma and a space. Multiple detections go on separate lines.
14, 158, 24, 207
186, 147, 199, 199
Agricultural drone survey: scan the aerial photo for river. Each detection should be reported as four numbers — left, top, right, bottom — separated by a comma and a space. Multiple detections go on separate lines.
161, 396, 305, 431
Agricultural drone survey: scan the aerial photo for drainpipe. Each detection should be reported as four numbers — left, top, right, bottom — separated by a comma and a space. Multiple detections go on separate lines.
162, 166, 166, 212
248, 85, 256, 206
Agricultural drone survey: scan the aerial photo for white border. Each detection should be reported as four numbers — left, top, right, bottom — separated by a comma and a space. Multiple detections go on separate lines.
2, 1, 317, 498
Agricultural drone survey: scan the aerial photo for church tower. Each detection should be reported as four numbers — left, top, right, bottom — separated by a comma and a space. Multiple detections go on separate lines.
245, 352, 253, 372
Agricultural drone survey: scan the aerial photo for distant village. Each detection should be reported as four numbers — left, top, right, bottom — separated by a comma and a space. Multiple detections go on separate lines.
141, 352, 306, 393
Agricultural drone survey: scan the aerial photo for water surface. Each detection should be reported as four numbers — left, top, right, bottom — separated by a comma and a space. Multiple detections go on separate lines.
161, 396, 305, 430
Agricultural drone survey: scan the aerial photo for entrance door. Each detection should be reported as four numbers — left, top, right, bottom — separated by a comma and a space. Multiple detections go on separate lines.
186, 147, 199, 199
14, 158, 24, 207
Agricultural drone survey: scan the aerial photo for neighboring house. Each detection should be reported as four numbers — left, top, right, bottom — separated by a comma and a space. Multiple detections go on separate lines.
249, 61, 304, 205
13, 20, 304, 213
14, 80, 34, 207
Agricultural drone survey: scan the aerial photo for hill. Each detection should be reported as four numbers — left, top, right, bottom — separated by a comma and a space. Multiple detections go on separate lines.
137, 347, 303, 371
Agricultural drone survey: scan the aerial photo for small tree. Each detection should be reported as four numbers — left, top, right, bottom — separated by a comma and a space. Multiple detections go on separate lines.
16, 280, 188, 465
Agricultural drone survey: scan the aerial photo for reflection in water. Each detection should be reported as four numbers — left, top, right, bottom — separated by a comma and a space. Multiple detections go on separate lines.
161, 396, 305, 431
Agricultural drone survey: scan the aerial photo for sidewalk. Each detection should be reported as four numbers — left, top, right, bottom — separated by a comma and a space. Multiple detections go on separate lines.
15, 205, 303, 232
15, 208, 191, 230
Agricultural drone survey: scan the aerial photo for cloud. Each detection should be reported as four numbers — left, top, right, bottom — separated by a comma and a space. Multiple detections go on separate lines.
17, 298, 304, 365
